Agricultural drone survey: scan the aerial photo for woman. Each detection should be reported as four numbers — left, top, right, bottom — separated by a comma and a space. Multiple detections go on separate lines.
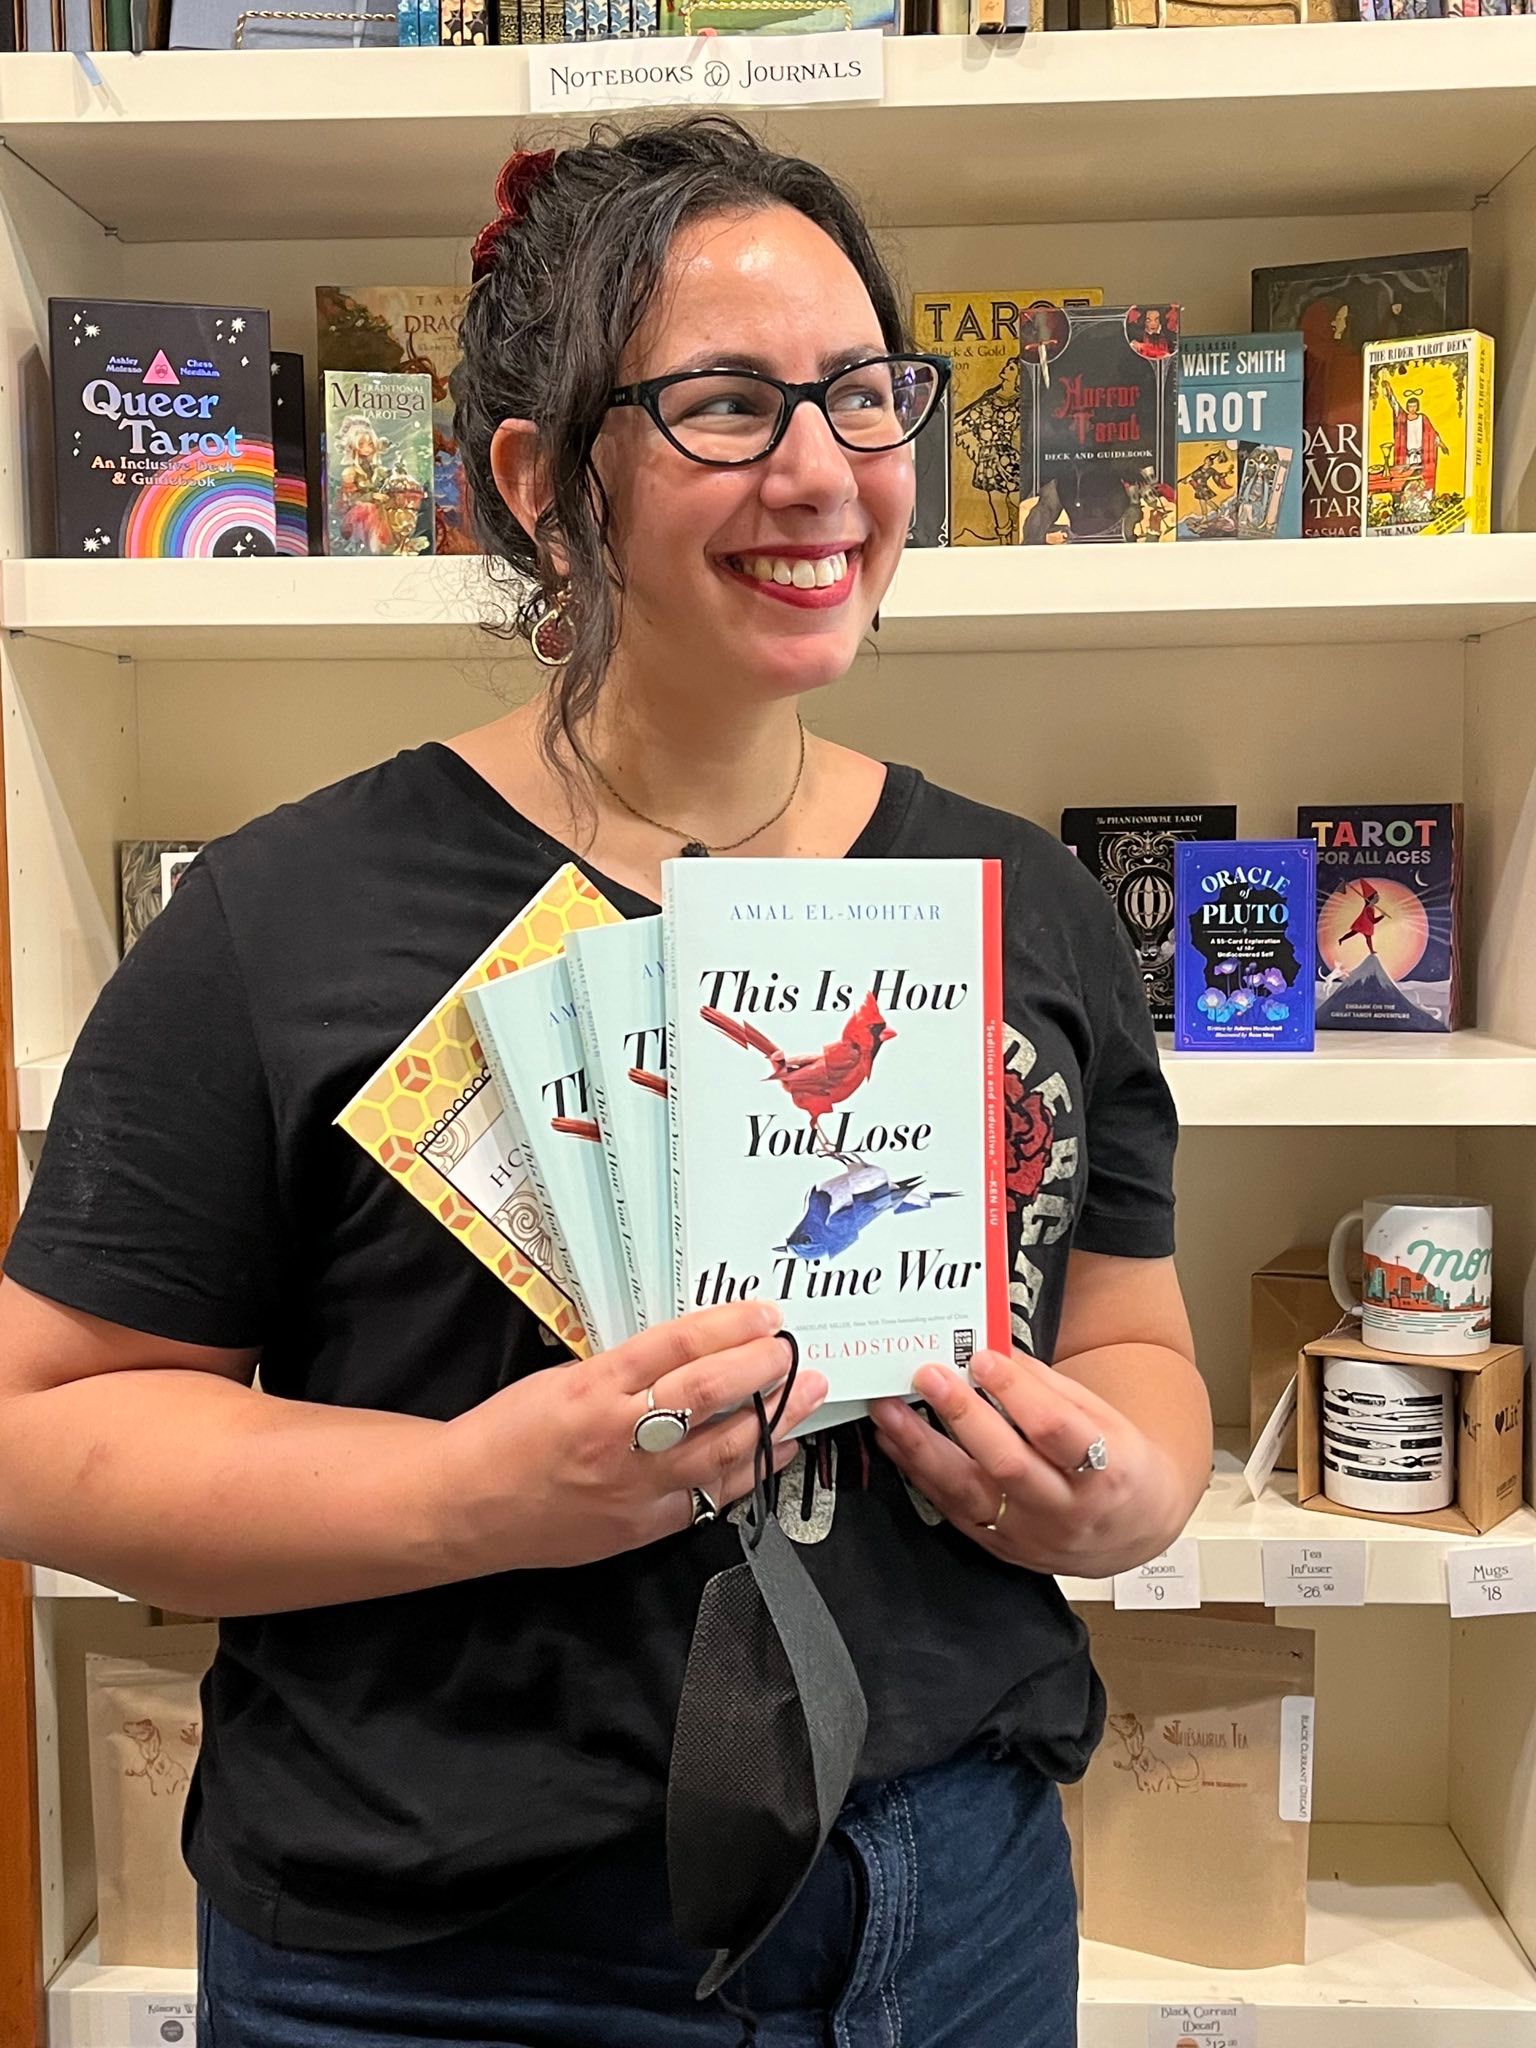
0, 119, 1210, 2047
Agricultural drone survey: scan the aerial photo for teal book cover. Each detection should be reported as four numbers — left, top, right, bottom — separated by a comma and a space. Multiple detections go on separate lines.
1176, 332, 1304, 540
467, 958, 640, 1356
565, 919, 673, 1332
662, 856, 1010, 1409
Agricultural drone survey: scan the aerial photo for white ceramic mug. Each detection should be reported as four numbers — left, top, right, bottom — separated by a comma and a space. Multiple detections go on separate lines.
1327, 1195, 1492, 1355
1321, 1356, 1455, 1513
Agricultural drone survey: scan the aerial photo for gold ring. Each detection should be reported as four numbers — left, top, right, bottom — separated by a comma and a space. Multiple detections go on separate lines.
983, 1491, 1008, 1533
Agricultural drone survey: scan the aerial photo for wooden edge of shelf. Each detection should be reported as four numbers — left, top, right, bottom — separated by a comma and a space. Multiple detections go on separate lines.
0, 1562, 44, 2048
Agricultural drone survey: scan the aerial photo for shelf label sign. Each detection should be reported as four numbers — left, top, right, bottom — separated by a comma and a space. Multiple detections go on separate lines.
1148, 2007, 1255, 2048
130, 1996, 197, 2047
1262, 1540, 1366, 1607
1113, 1537, 1201, 1610
1446, 1542, 1536, 1618
527, 31, 885, 113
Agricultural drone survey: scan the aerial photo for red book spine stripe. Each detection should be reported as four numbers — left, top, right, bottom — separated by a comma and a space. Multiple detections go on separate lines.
980, 858, 1010, 1356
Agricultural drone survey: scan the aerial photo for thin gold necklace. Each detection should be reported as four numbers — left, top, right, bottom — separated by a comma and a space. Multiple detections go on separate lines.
587, 716, 807, 858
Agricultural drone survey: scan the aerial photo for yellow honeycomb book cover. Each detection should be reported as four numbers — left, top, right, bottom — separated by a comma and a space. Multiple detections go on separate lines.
1362, 329, 1494, 538
334, 863, 623, 1357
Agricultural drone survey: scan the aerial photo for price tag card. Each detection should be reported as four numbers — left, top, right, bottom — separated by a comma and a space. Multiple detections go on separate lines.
129, 1995, 197, 2047
1148, 2006, 1255, 2048
1113, 1537, 1201, 1610
1446, 1543, 1536, 1619
1261, 1540, 1366, 1608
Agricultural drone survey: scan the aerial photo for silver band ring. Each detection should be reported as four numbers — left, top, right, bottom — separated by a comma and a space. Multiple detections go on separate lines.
631, 1386, 692, 1455
983, 1491, 1008, 1533
1074, 1435, 1109, 1476
689, 1488, 718, 1526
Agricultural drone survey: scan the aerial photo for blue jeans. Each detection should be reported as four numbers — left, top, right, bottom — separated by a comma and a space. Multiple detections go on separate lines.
196, 1744, 1078, 2048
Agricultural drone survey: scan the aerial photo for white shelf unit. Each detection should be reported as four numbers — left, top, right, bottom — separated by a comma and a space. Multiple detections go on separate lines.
4, 23, 1536, 232
9, 536, 1536, 655
41, 1827, 1536, 2048
4, 27, 1536, 2047
1058, 1435, 1536, 1606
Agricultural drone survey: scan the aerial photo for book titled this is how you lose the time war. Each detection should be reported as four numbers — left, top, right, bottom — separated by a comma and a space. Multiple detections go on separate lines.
337, 857, 1011, 1420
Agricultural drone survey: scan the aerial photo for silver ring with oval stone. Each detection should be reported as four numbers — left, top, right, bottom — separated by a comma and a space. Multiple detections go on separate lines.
632, 1386, 693, 1455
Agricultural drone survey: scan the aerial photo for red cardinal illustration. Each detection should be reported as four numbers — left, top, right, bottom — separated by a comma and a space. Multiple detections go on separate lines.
550, 1115, 601, 1142
700, 990, 896, 1137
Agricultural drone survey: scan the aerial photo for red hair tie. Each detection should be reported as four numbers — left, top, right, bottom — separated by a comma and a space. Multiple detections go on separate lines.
471, 148, 557, 281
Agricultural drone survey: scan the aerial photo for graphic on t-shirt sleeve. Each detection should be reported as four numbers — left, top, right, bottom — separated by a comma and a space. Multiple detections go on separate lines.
1003, 1021, 1081, 1358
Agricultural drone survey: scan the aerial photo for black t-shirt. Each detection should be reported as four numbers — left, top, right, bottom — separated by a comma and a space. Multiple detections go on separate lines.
6, 743, 1177, 1951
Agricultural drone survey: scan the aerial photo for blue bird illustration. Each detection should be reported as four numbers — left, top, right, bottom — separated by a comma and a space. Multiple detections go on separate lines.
775, 1150, 960, 1261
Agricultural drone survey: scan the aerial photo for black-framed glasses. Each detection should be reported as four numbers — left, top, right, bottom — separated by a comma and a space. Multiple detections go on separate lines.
607, 353, 951, 468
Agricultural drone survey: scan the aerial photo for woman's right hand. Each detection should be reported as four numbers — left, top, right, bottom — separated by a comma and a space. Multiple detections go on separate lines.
430, 1302, 826, 1576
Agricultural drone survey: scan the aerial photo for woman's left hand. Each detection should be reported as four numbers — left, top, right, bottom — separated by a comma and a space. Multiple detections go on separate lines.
868, 1349, 1189, 1580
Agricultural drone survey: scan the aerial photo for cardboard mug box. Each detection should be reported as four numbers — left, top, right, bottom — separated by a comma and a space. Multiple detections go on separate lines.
1297, 1331, 1525, 1536
1251, 1242, 1355, 1470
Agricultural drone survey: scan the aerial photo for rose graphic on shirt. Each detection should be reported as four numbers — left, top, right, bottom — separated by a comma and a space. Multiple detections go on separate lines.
1004, 1067, 1056, 1208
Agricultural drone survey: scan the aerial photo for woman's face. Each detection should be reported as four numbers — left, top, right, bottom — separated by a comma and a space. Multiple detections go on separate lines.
595, 205, 915, 703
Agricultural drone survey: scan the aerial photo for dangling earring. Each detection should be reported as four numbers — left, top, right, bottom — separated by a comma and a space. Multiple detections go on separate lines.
529, 585, 572, 668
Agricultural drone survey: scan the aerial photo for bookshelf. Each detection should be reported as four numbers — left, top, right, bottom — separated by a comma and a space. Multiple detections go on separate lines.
4, 20, 1536, 2047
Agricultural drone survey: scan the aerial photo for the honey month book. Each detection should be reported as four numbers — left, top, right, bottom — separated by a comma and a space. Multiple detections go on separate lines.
466, 957, 640, 1358
334, 863, 624, 1358
564, 918, 672, 1332
663, 857, 1010, 1407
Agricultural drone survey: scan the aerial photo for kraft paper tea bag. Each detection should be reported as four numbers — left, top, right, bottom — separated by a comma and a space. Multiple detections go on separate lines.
85, 1626, 217, 1966
1080, 1612, 1314, 1967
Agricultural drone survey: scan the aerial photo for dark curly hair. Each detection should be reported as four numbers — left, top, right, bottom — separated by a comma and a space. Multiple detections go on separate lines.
451, 116, 907, 808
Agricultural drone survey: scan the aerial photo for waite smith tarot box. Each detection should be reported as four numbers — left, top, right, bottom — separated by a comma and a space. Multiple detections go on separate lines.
1174, 840, 1317, 1052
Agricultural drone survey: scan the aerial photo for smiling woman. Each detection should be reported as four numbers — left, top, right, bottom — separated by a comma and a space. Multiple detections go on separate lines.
0, 113, 1207, 2048
451, 120, 932, 848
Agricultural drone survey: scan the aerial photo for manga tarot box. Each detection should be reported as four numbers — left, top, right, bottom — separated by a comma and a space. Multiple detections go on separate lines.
316, 285, 472, 553
322, 370, 434, 557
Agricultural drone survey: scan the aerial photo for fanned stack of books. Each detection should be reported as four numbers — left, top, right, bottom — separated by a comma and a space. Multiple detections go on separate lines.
338, 856, 1011, 1418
